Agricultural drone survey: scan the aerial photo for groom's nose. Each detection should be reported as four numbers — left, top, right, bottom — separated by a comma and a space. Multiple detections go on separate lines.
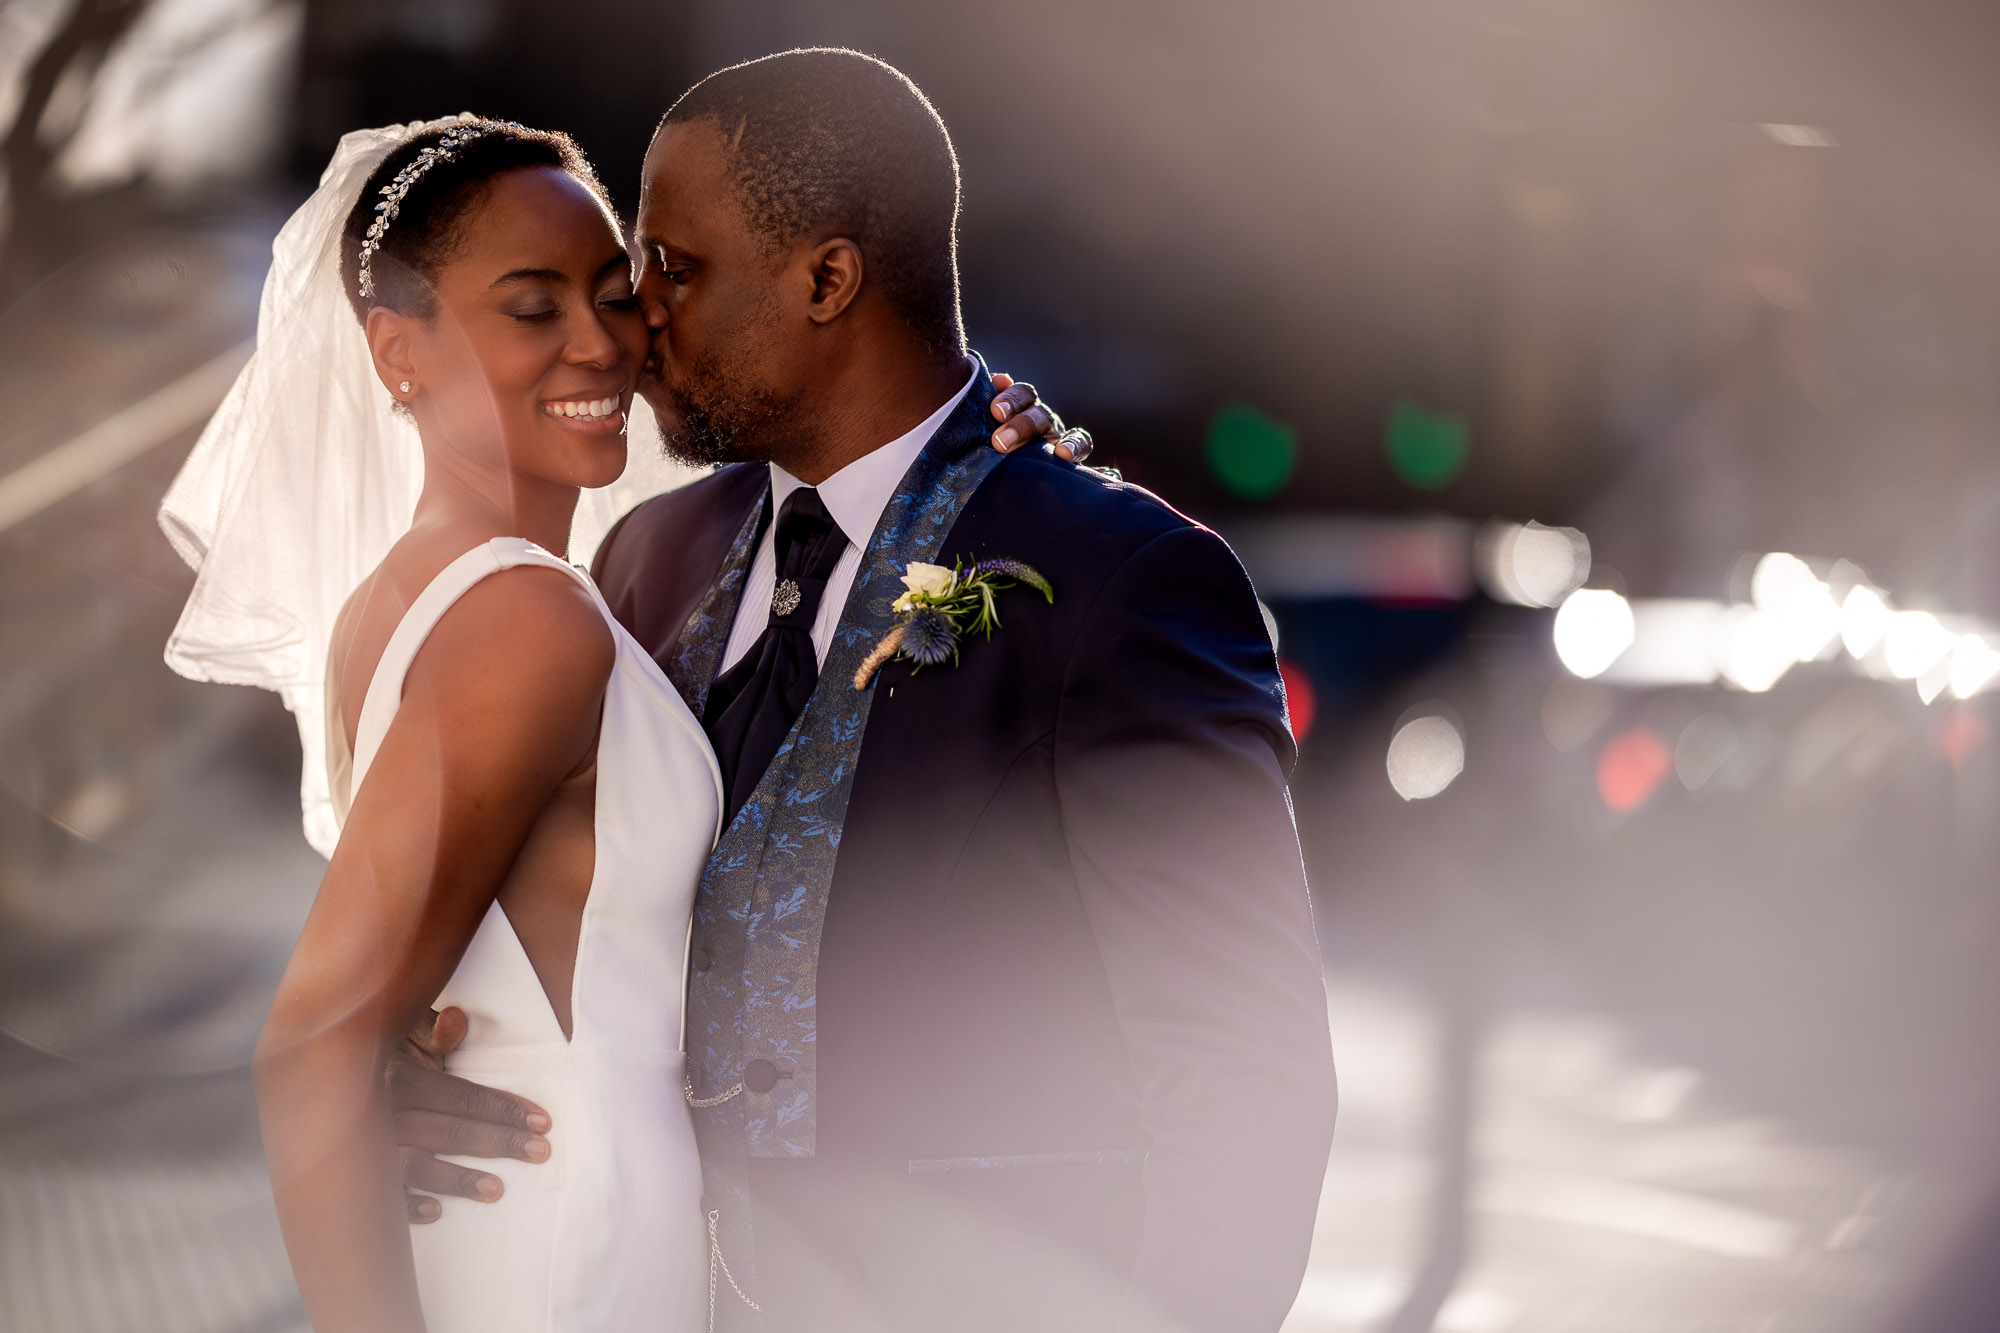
635, 269, 671, 330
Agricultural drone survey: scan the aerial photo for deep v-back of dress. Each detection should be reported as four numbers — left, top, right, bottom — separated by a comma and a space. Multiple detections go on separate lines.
332, 537, 723, 1333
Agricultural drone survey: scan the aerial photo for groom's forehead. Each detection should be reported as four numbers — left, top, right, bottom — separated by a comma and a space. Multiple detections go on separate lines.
641, 121, 732, 213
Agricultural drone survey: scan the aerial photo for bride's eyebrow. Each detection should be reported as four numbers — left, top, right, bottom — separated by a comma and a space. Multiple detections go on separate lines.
489, 255, 627, 290
489, 268, 567, 289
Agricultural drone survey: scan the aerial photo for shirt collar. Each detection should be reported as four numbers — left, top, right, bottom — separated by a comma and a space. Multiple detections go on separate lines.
769, 366, 978, 547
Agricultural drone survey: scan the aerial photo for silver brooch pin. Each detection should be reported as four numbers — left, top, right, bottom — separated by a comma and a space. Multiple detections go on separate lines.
771, 579, 802, 618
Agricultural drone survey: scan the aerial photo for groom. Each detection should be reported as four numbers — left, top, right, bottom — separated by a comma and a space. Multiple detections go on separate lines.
391, 49, 1336, 1332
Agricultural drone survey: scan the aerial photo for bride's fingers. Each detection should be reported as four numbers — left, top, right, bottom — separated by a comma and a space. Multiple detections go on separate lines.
995, 403, 1057, 453
406, 1192, 442, 1224
989, 380, 1043, 451
401, 1144, 502, 1206
424, 1006, 469, 1057
395, 1107, 551, 1163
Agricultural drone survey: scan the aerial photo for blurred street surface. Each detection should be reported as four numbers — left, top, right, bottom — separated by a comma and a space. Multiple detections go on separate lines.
1, 215, 320, 1333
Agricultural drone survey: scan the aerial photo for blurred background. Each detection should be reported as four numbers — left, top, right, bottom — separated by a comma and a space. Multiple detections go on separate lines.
7, 1, 2000, 1329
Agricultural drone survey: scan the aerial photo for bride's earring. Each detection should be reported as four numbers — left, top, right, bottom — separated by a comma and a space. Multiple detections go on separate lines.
399, 380, 412, 395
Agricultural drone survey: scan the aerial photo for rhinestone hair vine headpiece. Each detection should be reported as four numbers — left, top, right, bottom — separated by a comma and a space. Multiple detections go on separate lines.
356, 119, 492, 300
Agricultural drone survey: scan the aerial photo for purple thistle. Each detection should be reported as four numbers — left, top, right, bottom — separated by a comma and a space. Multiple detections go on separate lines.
900, 606, 959, 666
971, 558, 1054, 602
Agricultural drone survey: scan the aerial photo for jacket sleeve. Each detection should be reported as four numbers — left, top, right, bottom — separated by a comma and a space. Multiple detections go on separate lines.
587, 503, 636, 587
1052, 523, 1337, 1333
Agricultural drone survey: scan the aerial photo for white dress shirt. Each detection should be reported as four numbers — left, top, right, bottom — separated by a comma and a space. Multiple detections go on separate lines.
717, 369, 977, 676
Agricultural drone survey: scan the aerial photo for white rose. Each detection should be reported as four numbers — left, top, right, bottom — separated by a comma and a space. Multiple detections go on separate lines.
900, 556, 952, 600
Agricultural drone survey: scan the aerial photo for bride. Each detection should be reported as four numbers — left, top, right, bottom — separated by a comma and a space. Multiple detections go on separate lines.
157, 115, 1060, 1332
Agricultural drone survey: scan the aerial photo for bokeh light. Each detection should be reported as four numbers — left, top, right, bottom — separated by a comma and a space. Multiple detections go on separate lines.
1553, 588, 1636, 679
1541, 678, 1614, 752
1477, 520, 1591, 607
1840, 584, 1894, 658
1206, 402, 1297, 500
1675, 714, 1739, 791
1598, 727, 1673, 812
1385, 397, 1469, 491
1937, 708, 1989, 767
1386, 711, 1465, 800
1719, 608, 1793, 693
1751, 553, 1842, 661
1949, 635, 2000, 700
1884, 611, 1954, 681
1279, 659, 1316, 744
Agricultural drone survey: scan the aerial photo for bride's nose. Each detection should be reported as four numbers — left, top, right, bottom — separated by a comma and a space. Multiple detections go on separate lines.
566, 307, 622, 369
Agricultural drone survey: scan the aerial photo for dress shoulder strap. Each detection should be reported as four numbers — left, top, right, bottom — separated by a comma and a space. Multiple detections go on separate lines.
346, 538, 591, 801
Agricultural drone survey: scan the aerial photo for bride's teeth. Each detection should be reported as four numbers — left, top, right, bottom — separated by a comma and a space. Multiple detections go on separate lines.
545, 397, 620, 419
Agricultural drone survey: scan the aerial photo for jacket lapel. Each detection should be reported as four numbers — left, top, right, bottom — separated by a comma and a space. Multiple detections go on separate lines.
664, 477, 769, 715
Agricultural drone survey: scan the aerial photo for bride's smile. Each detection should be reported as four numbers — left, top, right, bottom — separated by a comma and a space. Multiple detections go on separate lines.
538, 392, 626, 428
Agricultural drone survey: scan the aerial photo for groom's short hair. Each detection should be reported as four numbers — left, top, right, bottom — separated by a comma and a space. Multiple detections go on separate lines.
663, 48, 965, 363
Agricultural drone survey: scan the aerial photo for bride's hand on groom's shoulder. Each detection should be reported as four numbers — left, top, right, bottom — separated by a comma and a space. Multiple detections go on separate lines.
384, 1006, 553, 1223
989, 372, 1092, 463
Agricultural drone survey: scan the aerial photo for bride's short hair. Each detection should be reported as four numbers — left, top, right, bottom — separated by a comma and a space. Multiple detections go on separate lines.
339, 119, 613, 323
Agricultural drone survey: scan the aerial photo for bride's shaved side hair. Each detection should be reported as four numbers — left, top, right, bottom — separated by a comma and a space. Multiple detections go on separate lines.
339, 119, 612, 323
662, 48, 966, 364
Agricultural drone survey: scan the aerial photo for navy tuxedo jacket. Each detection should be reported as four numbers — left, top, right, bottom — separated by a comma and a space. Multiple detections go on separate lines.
593, 395, 1336, 1332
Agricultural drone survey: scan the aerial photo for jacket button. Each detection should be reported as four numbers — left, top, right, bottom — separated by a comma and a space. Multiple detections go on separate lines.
690, 946, 712, 973
743, 1059, 779, 1093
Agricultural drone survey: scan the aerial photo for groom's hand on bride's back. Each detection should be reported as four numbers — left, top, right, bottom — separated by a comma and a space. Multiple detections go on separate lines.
386, 1006, 552, 1222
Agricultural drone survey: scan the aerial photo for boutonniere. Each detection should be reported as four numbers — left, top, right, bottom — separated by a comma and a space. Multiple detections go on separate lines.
854, 558, 1054, 688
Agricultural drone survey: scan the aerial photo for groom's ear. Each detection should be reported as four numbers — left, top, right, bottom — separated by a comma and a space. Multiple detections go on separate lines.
804, 237, 863, 325
364, 307, 421, 399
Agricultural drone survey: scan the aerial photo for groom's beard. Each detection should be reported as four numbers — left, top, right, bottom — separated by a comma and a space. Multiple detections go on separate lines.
649, 350, 803, 469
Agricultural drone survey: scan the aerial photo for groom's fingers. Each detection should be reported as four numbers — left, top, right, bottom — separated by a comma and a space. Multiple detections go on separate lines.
395, 1106, 552, 1164
386, 1057, 551, 1133
400, 1144, 503, 1208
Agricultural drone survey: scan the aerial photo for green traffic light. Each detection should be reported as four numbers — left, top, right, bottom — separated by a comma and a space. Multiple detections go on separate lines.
1207, 402, 1298, 501
1386, 398, 1468, 490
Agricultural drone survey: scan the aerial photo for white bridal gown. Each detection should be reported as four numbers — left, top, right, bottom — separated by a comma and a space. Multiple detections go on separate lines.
335, 537, 721, 1333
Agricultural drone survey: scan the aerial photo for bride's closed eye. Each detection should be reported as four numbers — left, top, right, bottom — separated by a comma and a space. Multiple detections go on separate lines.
596, 284, 640, 312
500, 285, 563, 323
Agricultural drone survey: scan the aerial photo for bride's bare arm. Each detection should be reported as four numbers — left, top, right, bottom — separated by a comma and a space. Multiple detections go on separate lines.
253, 568, 613, 1333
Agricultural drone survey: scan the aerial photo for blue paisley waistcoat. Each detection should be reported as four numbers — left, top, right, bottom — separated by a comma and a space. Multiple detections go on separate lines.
663, 373, 1004, 1321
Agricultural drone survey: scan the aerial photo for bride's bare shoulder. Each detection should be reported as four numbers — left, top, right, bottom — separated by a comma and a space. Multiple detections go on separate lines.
405, 560, 613, 713
328, 538, 610, 751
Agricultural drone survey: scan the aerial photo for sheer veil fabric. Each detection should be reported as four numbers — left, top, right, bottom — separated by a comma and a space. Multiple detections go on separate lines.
158, 116, 693, 855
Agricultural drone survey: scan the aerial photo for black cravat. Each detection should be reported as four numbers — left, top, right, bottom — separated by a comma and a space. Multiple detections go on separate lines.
704, 487, 849, 823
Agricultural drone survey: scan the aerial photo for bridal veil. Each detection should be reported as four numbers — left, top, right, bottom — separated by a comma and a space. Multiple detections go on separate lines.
158, 115, 689, 855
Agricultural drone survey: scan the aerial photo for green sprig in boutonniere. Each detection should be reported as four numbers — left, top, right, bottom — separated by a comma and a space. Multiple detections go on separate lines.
853, 558, 1054, 689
